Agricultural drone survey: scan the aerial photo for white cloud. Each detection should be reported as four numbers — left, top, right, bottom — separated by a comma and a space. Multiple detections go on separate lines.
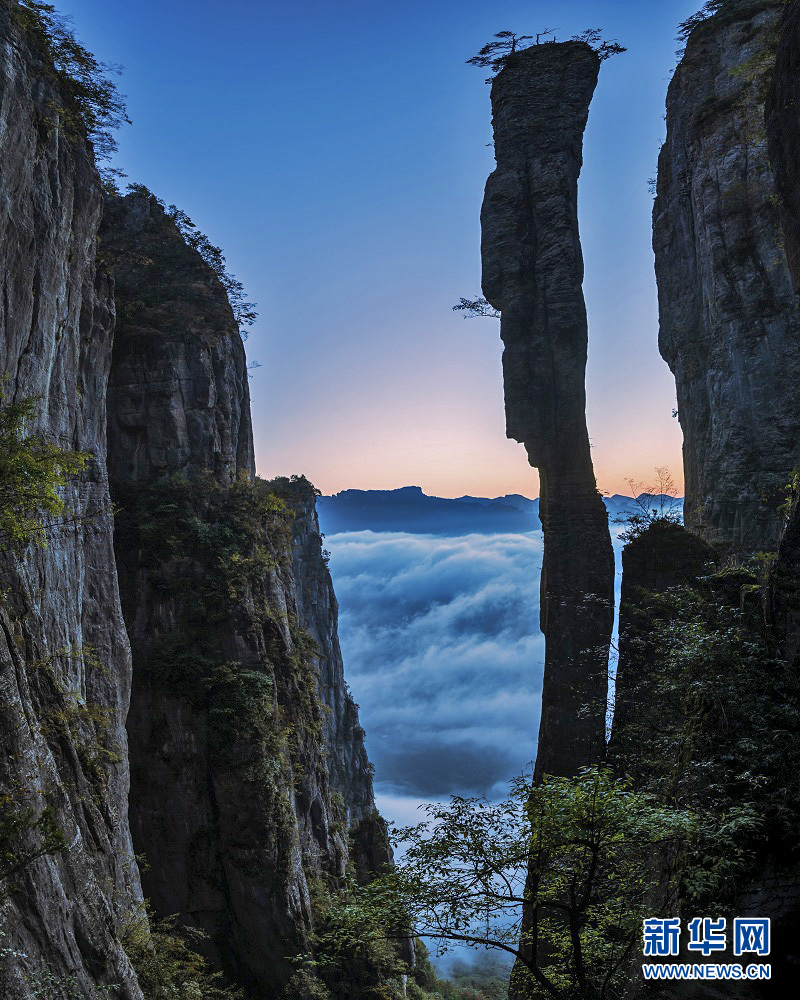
326, 530, 544, 802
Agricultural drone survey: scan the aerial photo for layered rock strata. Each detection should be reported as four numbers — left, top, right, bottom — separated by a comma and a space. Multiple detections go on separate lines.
480, 41, 615, 779
654, 0, 800, 554
0, 3, 143, 994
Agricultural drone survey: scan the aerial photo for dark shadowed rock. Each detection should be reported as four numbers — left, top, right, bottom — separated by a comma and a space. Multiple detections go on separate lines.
611, 520, 716, 768
654, 0, 800, 555
103, 195, 388, 994
481, 40, 615, 780
767, 0, 800, 292
771, 493, 800, 667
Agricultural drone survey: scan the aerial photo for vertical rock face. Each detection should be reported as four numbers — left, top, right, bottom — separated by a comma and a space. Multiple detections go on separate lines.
480, 41, 615, 778
654, 0, 800, 555
289, 492, 380, 830
767, 0, 800, 292
101, 193, 255, 485
104, 193, 387, 994
0, 4, 142, 995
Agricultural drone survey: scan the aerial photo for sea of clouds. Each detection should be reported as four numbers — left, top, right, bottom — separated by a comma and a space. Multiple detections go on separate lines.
323, 528, 546, 825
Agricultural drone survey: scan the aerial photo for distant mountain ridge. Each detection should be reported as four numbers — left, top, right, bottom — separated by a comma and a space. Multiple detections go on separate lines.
317, 486, 683, 536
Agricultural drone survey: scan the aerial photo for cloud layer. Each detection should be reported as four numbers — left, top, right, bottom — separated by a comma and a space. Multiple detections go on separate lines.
325, 530, 544, 801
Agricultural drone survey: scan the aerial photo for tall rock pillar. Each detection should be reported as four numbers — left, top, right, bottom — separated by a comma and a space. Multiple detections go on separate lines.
480, 41, 614, 778
654, 0, 800, 555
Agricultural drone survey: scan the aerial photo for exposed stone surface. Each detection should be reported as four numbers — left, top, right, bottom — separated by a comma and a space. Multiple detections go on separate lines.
767, 0, 800, 291
288, 487, 379, 829
0, 3, 142, 994
104, 194, 388, 994
101, 193, 255, 485
654, 0, 800, 554
480, 41, 614, 779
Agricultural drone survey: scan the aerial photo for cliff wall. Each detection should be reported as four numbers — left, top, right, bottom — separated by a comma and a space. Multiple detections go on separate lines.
654, 0, 800, 554
104, 193, 388, 995
0, 3, 142, 995
767, 0, 800, 291
480, 41, 614, 779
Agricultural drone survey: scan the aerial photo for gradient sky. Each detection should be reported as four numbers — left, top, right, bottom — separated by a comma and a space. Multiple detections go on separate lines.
65, 0, 701, 498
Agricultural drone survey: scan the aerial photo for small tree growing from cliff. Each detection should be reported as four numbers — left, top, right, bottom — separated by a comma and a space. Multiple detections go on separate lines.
121, 185, 258, 339
13, 1, 130, 160
467, 28, 626, 81
618, 466, 682, 543
166, 205, 258, 336
340, 768, 693, 1000
452, 296, 500, 320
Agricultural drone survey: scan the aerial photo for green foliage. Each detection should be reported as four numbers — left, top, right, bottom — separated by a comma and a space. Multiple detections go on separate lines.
124, 908, 244, 1000
676, 0, 789, 57
354, 769, 693, 1000
0, 791, 66, 898
305, 875, 407, 999
166, 205, 258, 336
122, 185, 257, 338
0, 386, 87, 552
20, 967, 116, 999
13, 1, 129, 160
281, 969, 333, 1000
39, 694, 122, 787
452, 297, 500, 320
618, 572, 800, 904
409, 943, 510, 1000
778, 467, 800, 522
115, 471, 323, 775
467, 28, 625, 82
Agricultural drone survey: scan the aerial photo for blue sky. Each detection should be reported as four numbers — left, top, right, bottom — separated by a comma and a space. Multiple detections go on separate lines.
65, 0, 699, 497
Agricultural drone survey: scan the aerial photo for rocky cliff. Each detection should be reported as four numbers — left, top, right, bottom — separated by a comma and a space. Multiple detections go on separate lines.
103, 192, 388, 996
767, 0, 800, 291
0, 2, 143, 994
480, 40, 615, 779
654, 0, 800, 555
0, 4, 390, 994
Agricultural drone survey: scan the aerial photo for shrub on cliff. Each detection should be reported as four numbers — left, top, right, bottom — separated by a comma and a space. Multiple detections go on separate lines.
119, 183, 258, 339
124, 909, 244, 1000
0, 387, 87, 552
617, 568, 800, 904
467, 28, 626, 82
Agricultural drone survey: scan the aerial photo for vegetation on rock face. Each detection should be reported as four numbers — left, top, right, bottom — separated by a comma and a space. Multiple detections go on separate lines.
114, 471, 324, 776
0, 386, 88, 552
306, 529, 800, 997
317, 769, 693, 1000
617, 466, 683, 543
12, 0, 129, 161
119, 183, 258, 339
677, 0, 789, 50
467, 28, 625, 81
452, 297, 500, 320
615, 564, 800, 905
0, 792, 65, 900
124, 908, 245, 1000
